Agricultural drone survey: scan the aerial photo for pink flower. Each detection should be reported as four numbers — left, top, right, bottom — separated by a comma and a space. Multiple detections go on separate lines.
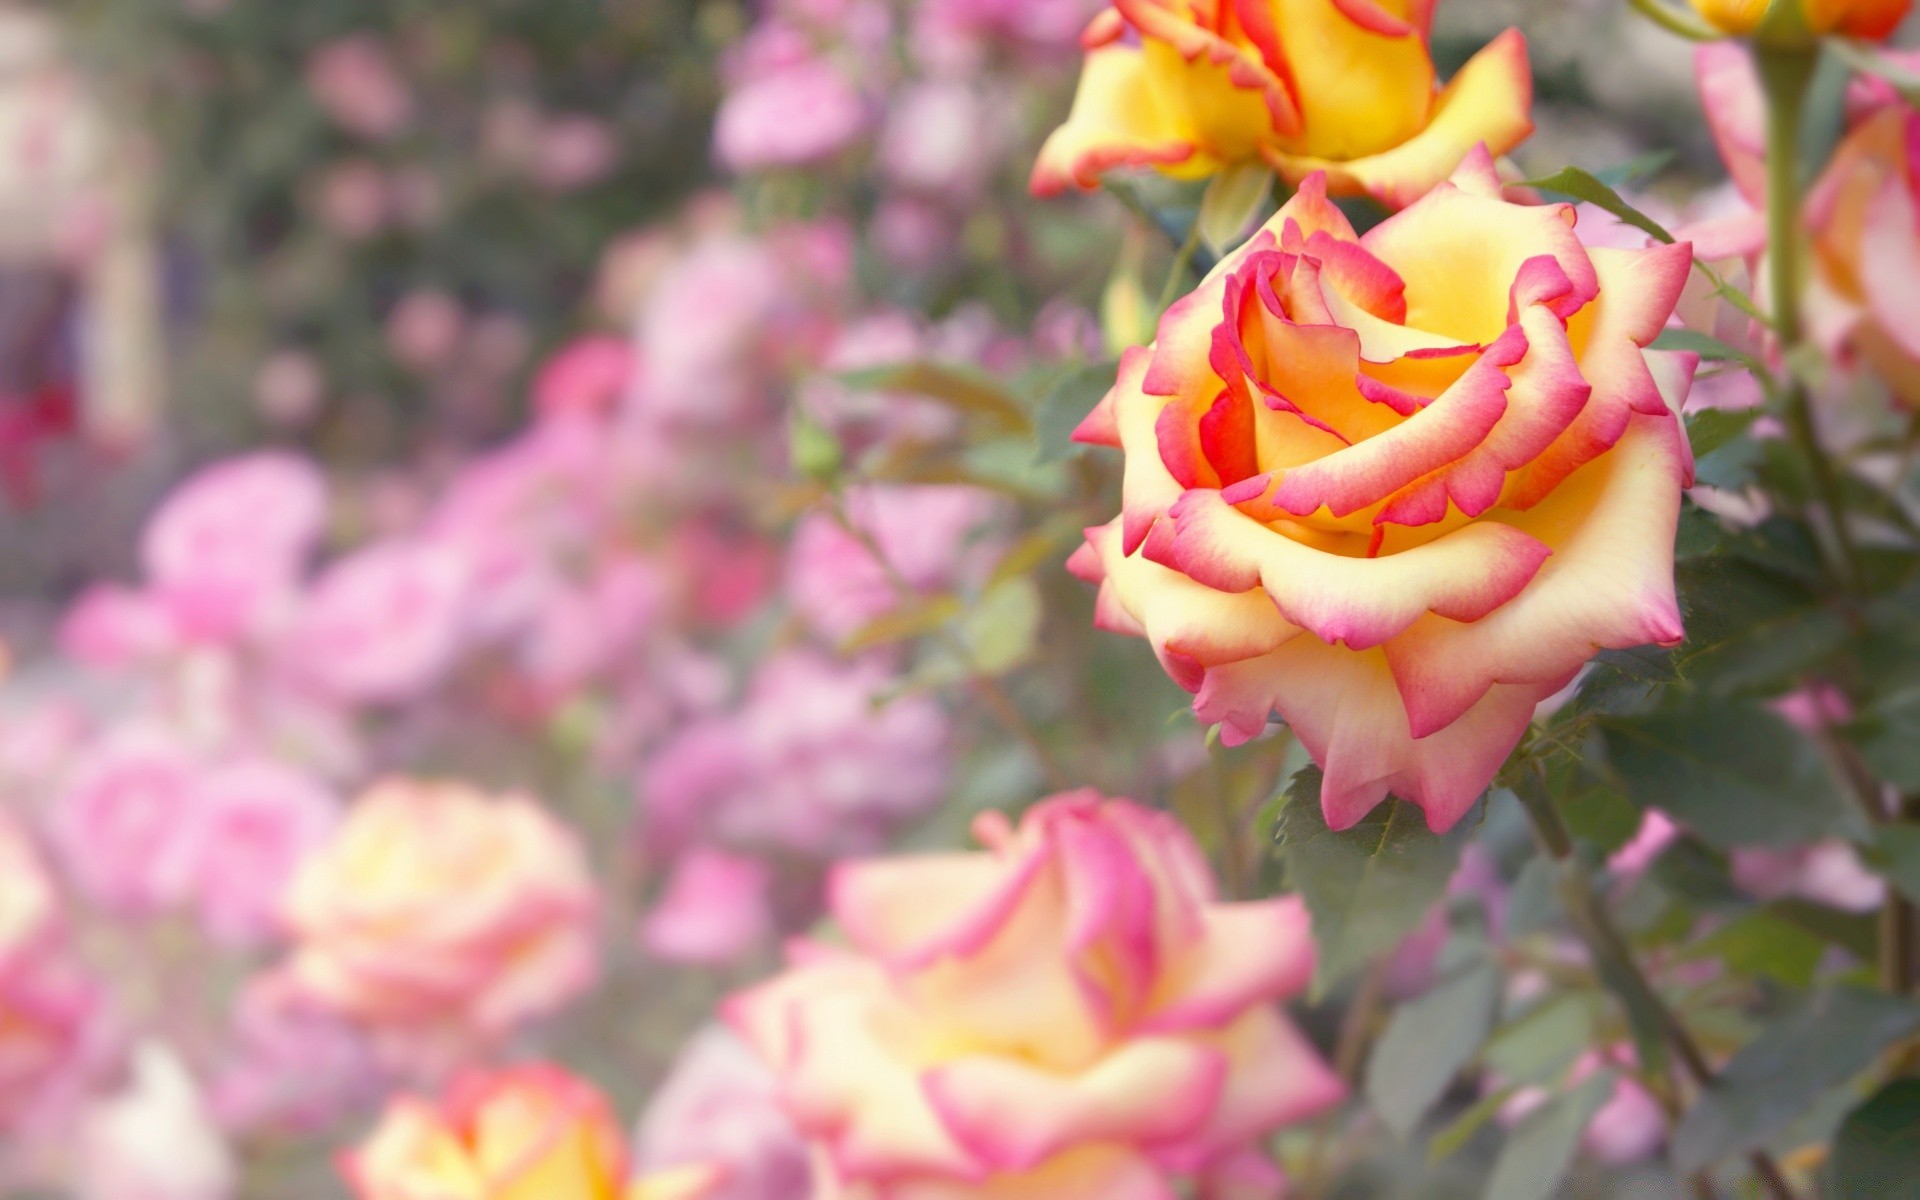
47, 729, 202, 914
313, 159, 391, 240
1500, 1047, 1664, 1166
140, 452, 327, 645
209, 987, 382, 1136
1608, 810, 1682, 877
279, 541, 470, 705
385, 291, 466, 373
176, 760, 340, 946
726, 792, 1342, 1196
1730, 841, 1886, 913
273, 779, 600, 1055
714, 59, 868, 172
59, 586, 179, 668
0, 951, 108, 1133
786, 485, 1003, 642
631, 236, 788, 426
640, 849, 774, 966
879, 82, 999, 196
532, 336, 636, 421
634, 1025, 812, 1200
305, 36, 413, 140
639, 650, 950, 856
1, 811, 57, 968
532, 115, 619, 192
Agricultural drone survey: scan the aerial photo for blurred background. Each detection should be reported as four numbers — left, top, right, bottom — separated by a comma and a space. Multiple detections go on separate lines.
0, 1, 1749, 1197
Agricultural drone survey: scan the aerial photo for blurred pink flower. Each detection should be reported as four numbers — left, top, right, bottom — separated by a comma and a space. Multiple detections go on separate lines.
210, 987, 382, 1136
513, 555, 668, 701
47, 729, 202, 914
870, 193, 956, 273
252, 350, 327, 429
60, 585, 179, 668
632, 235, 787, 426
140, 452, 327, 645
1608, 810, 1681, 877
305, 36, 413, 140
273, 779, 599, 1058
639, 649, 950, 856
176, 759, 340, 946
640, 849, 774, 966
73, 1043, 236, 1200
713, 59, 867, 172
531, 335, 636, 422
726, 793, 1340, 1196
280, 541, 470, 705
785, 485, 1002, 643
313, 160, 390, 240
633, 1025, 812, 1200
386, 291, 466, 373
1731, 841, 1886, 913
0, 951, 108, 1133
1500, 1047, 1664, 1165
879, 82, 998, 196
533, 115, 619, 192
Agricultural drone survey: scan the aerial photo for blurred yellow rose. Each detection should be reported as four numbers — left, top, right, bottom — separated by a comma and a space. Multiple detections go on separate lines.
1689, 0, 1910, 38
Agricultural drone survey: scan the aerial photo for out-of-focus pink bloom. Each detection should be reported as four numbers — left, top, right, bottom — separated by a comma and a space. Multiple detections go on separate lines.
0, 702, 89, 800
713, 59, 867, 173
631, 236, 787, 426
73, 1043, 236, 1200
273, 779, 599, 1056
305, 36, 413, 140
209, 987, 382, 1136
1609, 810, 1682, 877
1, 812, 56, 967
280, 541, 469, 705
673, 522, 779, 631
785, 485, 1002, 643
176, 760, 339, 946
140, 452, 328, 645
795, 311, 959, 446
1771, 682, 1853, 732
47, 729, 202, 913
911, 0, 1099, 74
385, 291, 466, 373
1731, 841, 1886, 912
60, 586, 178, 668
640, 849, 774, 966
879, 82, 998, 196
532, 336, 636, 422
253, 350, 327, 429
467, 313, 533, 379
533, 115, 619, 192
1500, 1047, 1664, 1165
639, 649, 950, 856
633, 1025, 812, 1200
1032, 300, 1103, 363
513, 555, 668, 700
313, 160, 390, 240
726, 793, 1341, 1195
0, 952, 108, 1133
870, 193, 955, 274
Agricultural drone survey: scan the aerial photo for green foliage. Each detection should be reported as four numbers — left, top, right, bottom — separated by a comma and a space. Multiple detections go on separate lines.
1031, 360, 1118, 464
1484, 1071, 1617, 1200
1271, 768, 1480, 992
1366, 959, 1502, 1137
1829, 1078, 1920, 1199
1672, 987, 1920, 1172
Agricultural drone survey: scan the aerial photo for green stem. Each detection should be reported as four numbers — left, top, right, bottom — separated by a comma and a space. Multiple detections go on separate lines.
1758, 46, 1864, 589
1156, 221, 1203, 315
1624, 0, 1726, 40
1514, 772, 1801, 1200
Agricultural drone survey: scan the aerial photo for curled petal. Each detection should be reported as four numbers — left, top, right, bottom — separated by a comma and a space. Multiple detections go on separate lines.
1031, 45, 1202, 197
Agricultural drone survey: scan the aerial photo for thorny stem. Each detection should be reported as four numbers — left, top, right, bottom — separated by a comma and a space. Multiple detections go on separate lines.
1512, 771, 1801, 1200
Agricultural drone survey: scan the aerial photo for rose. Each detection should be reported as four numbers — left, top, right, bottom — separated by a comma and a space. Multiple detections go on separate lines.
1031, 0, 1533, 208
640, 849, 775, 967
138, 451, 327, 644
633, 1025, 812, 1200
1697, 43, 1920, 403
279, 540, 471, 705
175, 759, 340, 947
47, 728, 203, 913
344, 1065, 626, 1200
274, 779, 599, 1051
1689, 0, 1910, 39
1068, 151, 1697, 832
725, 791, 1342, 1197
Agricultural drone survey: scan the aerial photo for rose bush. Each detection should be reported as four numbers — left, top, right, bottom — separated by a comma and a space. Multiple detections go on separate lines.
1031, 0, 1533, 207
1070, 152, 1697, 831
725, 791, 1341, 1198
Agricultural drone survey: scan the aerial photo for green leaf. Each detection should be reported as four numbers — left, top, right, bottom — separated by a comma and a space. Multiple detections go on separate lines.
1602, 702, 1866, 848
1829, 1078, 1920, 1200
1672, 986, 1920, 1172
838, 361, 1033, 434
1562, 646, 1678, 720
1523, 166, 1675, 244
1032, 360, 1117, 464
1272, 767, 1480, 991
789, 410, 843, 482
1656, 328, 1767, 376
1844, 689, 1920, 792
1687, 907, 1826, 987
839, 595, 965, 655
1685, 406, 1759, 459
1484, 992, 1598, 1088
1592, 149, 1677, 189
1196, 162, 1274, 255
1366, 960, 1502, 1137
1485, 1071, 1617, 1200
959, 576, 1043, 676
